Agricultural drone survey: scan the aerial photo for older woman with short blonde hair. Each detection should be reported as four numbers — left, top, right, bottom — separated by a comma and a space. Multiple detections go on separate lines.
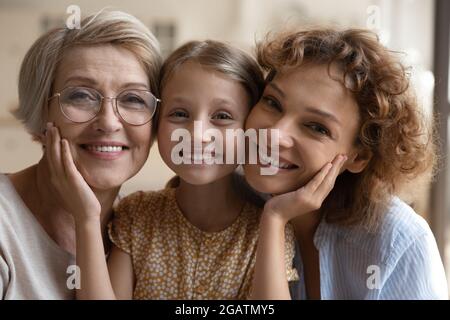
0, 10, 161, 299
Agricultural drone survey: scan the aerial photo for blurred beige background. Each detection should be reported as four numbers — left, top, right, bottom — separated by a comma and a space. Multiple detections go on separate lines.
1, 0, 449, 295
0, 0, 435, 196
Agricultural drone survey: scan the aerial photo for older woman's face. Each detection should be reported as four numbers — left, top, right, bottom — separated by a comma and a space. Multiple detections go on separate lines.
47, 44, 153, 190
244, 63, 363, 195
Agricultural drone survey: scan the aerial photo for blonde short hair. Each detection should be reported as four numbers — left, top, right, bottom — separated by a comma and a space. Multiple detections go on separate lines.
13, 9, 162, 139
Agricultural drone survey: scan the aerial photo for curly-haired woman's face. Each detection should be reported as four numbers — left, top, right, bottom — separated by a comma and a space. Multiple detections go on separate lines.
244, 63, 369, 195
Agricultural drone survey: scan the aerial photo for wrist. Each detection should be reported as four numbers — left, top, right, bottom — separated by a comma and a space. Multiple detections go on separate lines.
75, 215, 102, 228
261, 208, 289, 227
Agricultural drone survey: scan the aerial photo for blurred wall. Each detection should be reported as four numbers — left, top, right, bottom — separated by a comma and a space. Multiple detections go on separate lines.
0, 0, 435, 205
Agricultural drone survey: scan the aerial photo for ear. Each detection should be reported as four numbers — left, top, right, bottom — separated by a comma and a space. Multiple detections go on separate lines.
345, 147, 372, 174
34, 135, 45, 144
32, 130, 46, 145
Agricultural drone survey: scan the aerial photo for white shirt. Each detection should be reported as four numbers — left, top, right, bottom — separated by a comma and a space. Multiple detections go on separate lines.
0, 174, 75, 300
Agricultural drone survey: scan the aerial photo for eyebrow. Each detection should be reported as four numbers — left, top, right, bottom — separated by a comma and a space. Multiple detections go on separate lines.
211, 97, 237, 108
170, 97, 236, 107
170, 96, 191, 105
304, 106, 342, 126
63, 76, 149, 90
269, 82, 341, 126
267, 83, 286, 98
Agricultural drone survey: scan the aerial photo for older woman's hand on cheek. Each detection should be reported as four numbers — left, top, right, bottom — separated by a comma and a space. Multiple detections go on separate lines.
45, 122, 101, 223
263, 154, 348, 225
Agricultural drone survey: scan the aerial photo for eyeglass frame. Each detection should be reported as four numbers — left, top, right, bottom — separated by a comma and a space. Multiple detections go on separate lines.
47, 86, 161, 126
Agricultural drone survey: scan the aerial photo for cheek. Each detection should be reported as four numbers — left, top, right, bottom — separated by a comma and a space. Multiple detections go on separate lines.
129, 128, 152, 160
296, 142, 336, 174
47, 100, 71, 127
46, 101, 58, 122
46, 102, 79, 143
250, 111, 278, 132
52, 124, 87, 159
220, 125, 240, 150
245, 106, 265, 130
157, 124, 177, 163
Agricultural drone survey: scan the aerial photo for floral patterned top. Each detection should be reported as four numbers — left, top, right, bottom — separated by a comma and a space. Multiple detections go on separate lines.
109, 187, 298, 300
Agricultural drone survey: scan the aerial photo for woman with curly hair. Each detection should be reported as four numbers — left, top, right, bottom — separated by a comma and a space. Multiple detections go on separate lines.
244, 28, 448, 299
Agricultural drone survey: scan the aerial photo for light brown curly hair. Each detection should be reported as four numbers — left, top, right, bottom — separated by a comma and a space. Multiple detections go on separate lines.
257, 28, 437, 230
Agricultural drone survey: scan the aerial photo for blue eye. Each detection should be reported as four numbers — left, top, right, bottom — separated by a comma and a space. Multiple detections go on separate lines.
261, 96, 282, 111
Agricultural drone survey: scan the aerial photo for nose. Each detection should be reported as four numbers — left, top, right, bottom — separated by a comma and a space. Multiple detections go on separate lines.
191, 116, 215, 146
92, 97, 123, 133
270, 117, 294, 149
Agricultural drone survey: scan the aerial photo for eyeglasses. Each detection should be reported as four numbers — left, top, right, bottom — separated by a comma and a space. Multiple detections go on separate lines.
48, 86, 160, 126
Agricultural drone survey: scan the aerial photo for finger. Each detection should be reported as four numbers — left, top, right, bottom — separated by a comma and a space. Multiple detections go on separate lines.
45, 123, 57, 174
61, 139, 80, 180
303, 161, 333, 193
45, 123, 53, 166
49, 125, 65, 179
316, 154, 347, 196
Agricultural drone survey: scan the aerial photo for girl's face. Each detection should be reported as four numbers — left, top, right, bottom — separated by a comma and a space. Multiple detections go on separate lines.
244, 63, 369, 195
158, 61, 250, 185
47, 44, 153, 190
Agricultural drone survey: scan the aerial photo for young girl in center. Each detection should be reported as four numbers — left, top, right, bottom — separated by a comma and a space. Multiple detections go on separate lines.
47, 40, 298, 299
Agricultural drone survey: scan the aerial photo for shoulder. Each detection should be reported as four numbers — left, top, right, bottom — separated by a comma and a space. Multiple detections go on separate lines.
0, 174, 16, 212
0, 174, 27, 230
318, 197, 433, 266
115, 188, 177, 221
372, 198, 448, 298
108, 188, 177, 251
378, 197, 432, 255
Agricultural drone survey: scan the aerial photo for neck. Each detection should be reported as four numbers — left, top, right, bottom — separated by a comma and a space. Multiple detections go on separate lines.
292, 210, 321, 246
11, 157, 118, 255
291, 209, 322, 300
175, 174, 245, 232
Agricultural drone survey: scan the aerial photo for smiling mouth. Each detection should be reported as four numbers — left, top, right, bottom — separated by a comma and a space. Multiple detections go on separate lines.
179, 150, 220, 163
257, 145, 299, 170
80, 144, 130, 153
259, 153, 298, 170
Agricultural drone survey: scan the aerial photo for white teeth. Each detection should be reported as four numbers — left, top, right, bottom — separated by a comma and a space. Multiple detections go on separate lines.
259, 152, 295, 169
87, 145, 123, 153
183, 153, 214, 163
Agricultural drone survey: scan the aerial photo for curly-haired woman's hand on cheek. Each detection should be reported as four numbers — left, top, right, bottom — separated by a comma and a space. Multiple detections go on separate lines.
263, 154, 348, 225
